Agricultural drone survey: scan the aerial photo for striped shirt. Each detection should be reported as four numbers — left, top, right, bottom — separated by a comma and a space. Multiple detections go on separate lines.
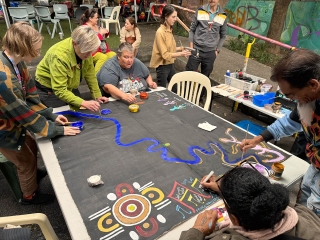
0, 53, 64, 150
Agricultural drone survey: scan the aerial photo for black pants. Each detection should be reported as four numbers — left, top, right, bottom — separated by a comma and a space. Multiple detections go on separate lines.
36, 81, 81, 108
186, 49, 216, 77
156, 64, 175, 88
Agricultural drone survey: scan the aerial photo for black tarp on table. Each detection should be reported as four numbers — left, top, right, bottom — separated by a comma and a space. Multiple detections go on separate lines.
52, 90, 290, 240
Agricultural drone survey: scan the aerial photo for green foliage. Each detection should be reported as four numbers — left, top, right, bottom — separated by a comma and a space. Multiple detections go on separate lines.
172, 22, 188, 38
226, 34, 289, 67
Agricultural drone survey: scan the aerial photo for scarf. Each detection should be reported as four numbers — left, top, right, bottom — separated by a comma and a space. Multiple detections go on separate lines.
220, 206, 298, 239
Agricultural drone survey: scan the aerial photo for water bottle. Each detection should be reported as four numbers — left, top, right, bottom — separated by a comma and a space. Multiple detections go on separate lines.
226, 70, 231, 86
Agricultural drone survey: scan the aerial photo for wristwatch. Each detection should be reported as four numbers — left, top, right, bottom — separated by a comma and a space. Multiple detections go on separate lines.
216, 49, 220, 53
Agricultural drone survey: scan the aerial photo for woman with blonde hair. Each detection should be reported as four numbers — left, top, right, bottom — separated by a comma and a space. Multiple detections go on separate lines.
80, 8, 116, 73
150, 5, 191, 88
0, 22, 81, 204
36, 25, 108, 111
120, 16, 141, 57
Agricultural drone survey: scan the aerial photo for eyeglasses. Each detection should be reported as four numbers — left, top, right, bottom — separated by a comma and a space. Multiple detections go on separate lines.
215, 160, 260, 210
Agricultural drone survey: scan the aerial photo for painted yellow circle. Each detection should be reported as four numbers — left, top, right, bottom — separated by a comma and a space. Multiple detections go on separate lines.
122, 189, 127, 193
143, 223, 150, 229
105, 219, 113, 225
128, 204, 136, 211
148, 193, 154, 198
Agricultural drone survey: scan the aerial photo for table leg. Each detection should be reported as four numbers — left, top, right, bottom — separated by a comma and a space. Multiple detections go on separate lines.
232, 101, 239, 112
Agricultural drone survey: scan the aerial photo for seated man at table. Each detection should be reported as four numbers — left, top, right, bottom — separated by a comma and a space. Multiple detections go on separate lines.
97, 42, 157, 104
180, 167, 320, 239
240, 49, 320, 217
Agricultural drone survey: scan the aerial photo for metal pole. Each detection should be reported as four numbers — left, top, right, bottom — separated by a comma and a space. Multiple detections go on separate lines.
134, 0, 137, 23
0, 0, 11, 29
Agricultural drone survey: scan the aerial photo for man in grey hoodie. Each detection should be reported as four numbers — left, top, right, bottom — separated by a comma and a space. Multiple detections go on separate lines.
186, 0, 227, 78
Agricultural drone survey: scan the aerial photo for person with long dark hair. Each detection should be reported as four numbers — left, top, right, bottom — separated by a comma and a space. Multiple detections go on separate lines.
180, 167, 320, 239
80, 8, 116, 73
120, 16, 141, 57
150, 5, 191, 88
0, 22, 81, 204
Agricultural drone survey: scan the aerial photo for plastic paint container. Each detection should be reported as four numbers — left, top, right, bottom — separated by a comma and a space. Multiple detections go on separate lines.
71, 121, 84, 131
129, 104, 139, 113
140, 92, 148, 99
270, 162, 284, 180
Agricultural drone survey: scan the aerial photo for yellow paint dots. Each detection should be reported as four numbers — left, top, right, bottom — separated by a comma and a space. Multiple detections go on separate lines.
148, 193, 154, 198
143, 223, 150, 229
106, 219, 113, 225
122, 189, 127, 193
128, 204, 136, 211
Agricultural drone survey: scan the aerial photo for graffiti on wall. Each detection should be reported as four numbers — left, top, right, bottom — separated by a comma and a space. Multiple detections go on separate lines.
224, 0, 320, 53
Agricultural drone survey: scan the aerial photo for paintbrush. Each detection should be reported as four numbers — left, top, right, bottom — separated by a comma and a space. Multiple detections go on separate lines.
240, 124, 250, 162
95, 98, 102, 120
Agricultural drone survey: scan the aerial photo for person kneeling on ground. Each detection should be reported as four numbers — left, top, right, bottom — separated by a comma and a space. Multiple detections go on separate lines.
35, 26, 108, 112
0, 22, 81, 205
81, 8, 116, 74
97, 42, 157, 104
180, 167, 320, 239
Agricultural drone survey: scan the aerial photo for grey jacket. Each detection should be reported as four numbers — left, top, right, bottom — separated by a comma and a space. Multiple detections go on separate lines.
188, 4, 227, 52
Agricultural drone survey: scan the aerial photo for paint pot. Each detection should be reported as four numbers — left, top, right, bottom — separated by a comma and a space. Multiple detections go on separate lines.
140, 92, 148, 99
243, 91, 249, 100
71, 121, 84, 131
101, 109, 112, 115
272, 101, 282, 113
270, 162, 285, 180
59, 32, 63, 40
128, 104, 139, 113
130, 89, 138, 95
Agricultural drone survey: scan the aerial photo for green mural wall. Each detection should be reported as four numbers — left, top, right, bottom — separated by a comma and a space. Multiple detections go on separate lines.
224, 0, 320, 53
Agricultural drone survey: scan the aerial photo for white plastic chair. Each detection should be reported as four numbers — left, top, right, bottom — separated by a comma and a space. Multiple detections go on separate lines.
35, 6, 64, 39
18, 4, 39, 29
80, 4, 93, 9
101, 6, 113, 19
53, 4, 72, 33
168, 71, 212, 111
100, 6, 120, 36
146, 2, 155, 22
0, 213, 58, 240
8, 7, 35, 28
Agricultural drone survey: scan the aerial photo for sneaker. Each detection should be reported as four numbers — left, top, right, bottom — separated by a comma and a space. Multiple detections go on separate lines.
21, 192, 54, 205
37, 168, 48, 183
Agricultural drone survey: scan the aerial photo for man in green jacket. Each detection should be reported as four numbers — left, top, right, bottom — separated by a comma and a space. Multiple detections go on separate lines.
36, 26, 108, 111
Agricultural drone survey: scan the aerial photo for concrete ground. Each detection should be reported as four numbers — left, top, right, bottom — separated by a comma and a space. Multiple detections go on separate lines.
0, 23, 300, 239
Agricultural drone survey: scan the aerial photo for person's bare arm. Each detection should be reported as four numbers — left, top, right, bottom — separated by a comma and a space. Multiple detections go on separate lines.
102, 84, 136, 103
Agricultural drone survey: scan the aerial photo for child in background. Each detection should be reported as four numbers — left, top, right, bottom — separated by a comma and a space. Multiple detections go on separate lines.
120, 17, 141, 57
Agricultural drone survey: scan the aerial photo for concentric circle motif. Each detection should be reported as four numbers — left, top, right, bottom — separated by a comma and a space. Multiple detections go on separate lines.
112, 194, 151, 226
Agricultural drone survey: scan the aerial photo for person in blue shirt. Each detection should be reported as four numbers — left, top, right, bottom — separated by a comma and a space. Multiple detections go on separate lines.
240, 49, 320, 217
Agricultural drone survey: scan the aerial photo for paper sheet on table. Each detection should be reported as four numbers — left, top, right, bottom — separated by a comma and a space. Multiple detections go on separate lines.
198, 121, 217, 131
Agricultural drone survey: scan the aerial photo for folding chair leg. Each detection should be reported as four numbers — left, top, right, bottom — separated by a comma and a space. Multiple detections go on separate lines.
58, 22, 64, 36
116, 22, 120, 35
147, 12, 150, 22
29, 20, 34, 28
39, 22, 43, 33
45, 24, 51, 35
51, 23, 57, 39
68, 19, 72, 32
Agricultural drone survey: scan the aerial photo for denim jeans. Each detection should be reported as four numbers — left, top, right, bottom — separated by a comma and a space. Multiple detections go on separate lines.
298, 164, 320, 217
156, 64, 175, 88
